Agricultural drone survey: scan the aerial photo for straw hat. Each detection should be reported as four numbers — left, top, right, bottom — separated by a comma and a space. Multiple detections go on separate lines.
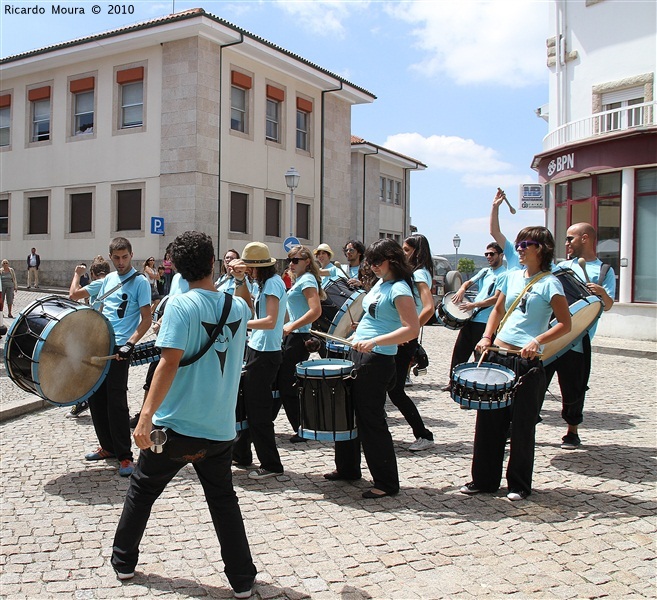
314, 243, 334, 259
241, 242, 276, 267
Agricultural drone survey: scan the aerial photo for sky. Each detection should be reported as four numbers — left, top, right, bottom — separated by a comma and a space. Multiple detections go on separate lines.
0, 0, 552, 256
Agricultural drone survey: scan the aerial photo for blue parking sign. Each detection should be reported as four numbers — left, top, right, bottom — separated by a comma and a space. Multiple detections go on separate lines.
151, 217, 165, 235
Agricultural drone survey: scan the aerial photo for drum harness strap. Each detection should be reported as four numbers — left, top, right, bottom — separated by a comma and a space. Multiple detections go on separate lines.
179, 293, 232, 368
496, 271, 550, 334
96, 270, 145, 303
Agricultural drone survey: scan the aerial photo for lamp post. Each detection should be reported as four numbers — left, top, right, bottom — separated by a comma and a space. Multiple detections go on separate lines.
453, 234, 461, 265
285, 167, 300, 237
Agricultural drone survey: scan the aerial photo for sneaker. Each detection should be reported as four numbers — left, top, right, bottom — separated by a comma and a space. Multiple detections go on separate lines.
408, 437, 434, 452
129, 412, 141, 429
459, 482, 481, 495
118, 459, 135, 477
405, 375, 414, 387
248, 468, 281, 480
234, 587, 253, 599
85, 447, 115, 461
289, 434, 308, 444
440, 383, 452, 392
507, 489, 529, 501
66, 401, 89, 418
115, 569, 135, 581
561, 432, 581, 449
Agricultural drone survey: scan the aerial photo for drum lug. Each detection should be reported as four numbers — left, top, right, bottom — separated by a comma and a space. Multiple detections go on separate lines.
345, 369, 357, 380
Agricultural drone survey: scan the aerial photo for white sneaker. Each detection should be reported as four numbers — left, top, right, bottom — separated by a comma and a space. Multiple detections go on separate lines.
234, 588, 253, 599
408, 437, 434, 452
248, 468, 281, 480
405, 375, 414, 387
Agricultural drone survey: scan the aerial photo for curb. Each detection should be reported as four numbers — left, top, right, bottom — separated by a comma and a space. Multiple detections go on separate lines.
592, 345, 656, 360
0, 398, 53, 423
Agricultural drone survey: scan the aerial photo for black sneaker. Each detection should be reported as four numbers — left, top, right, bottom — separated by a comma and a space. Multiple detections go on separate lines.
561, 432, 581, 449
129, 412, 141, 429
459, 482, 481, 495
66, 401, 89, 418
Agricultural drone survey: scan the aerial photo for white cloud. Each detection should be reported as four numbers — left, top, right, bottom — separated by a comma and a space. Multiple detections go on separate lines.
387, 0, 549, 87
384, 132, 512, 174
462, 172, 535, 189
273, 0, 370, 38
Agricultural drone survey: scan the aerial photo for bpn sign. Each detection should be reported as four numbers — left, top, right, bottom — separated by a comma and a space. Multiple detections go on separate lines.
151, 217, 165, 235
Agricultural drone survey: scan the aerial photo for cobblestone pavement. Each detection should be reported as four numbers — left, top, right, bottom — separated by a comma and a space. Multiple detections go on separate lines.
1, 290, 656, 599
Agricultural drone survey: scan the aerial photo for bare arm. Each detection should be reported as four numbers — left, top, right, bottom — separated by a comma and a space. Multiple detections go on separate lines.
132, 347, 183, 450
283, 287, 322, 335
127, 305, 153, 346
69, 265, 90, 301
248, 294, 279, 330
490, 189, 508, 249
352, 295, 420, 353
416, 281, 435, 327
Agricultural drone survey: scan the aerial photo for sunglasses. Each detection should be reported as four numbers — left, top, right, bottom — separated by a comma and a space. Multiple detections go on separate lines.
515, 240, 540, 251
565, 236, 576, 243
344, 248, 356, 254
288, 257, 305, 264
370, 259, 386, 267
484, 252, 498, 257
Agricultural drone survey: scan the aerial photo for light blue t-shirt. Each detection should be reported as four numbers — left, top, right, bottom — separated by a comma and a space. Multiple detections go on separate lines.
287, 272, 319, 333
153, 289, 250, 441
169, 273, 190, 296
353, 278, 413, 356
321, 263, 346, 287
249, 275, 287, 352
215, 273, 253, 296
472, 264, 507, 324
98, 268, 152, 346
553, 258, 616, 351
412, 268, 431, 315
84, 278, 104, 311
503, 239, 521, 270
345, 264, 360, 279
496, 269, 565, 351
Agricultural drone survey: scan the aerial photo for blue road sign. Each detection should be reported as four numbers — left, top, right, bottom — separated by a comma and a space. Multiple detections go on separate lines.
151, 217, 165, 235
283, 236, 301, 252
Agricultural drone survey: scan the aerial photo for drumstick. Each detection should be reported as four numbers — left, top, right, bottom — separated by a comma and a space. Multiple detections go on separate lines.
577, 258, 591, 283
90, 354, 118, 365
310, 330, 353, 346
346, 303, 356, 326
497, 187, 517, 215
487, 346, 543, 358
477, 349, 489, 368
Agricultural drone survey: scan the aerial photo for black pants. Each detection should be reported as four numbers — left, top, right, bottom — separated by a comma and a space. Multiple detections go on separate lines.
275, 333, 310, 433
334, 351, 399, 495
387, 339, 433, 440
233, 347, 283, 472
112, 432, 256, 592
449, 321, 487, 374
88, 350, 133, 461
470, 355, 545, 496
542, 336, 591, 426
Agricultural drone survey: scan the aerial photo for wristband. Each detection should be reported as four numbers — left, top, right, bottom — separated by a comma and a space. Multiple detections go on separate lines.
532, 337, 540, 346
235, 278, 246, 287
481, 335, 492, 341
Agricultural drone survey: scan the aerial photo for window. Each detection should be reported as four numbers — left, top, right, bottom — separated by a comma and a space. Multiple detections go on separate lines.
230, 71, 252, 134
395, 181, 402, 205
296, 203, 310, 239
634, 168, 657, 303
74, 91, 94, 134
0, 94, 10, 147
121, 82, 143, 128
28, 195, 48, 234
70, 192, 92, 233
32, 99, 50, 142
230, 191, 248, 233
601, 87, 645, 132
380, 177, 386, 201
265, 197, 281, 237
296, 110, 309, 151
0, 197, 8, 234
266, 99, 280, 142
296, 97, 312, 151
116, 189, 141, 231
231, 86, 247, 132
387, 179, 394, 203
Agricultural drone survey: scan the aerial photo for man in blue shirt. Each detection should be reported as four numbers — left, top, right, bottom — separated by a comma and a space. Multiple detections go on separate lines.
545, 223, 615, 449
445, 242, 507, 388
111, 231, 256, 597
81, 237, 152, 477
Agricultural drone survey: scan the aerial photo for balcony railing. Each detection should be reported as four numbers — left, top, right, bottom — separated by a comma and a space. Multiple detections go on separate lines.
543, 100, 656, 151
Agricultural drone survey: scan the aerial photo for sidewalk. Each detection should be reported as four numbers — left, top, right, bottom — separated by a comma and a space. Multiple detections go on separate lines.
1, 287, 655, 598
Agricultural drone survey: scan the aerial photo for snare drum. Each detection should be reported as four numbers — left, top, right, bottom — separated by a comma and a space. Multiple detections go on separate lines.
296, 358, 357, 441
326, 340, 351, 359
437, 292, 474, 330
314, 277, 365, 340
450, 362, 516, 410
4, 296, 115, 406
542, 268, 603, 365
130, 340, 160, 366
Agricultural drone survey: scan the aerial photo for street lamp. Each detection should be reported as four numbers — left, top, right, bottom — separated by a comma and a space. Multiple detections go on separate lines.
285, 167, 300, 237
453, 234, 461, 263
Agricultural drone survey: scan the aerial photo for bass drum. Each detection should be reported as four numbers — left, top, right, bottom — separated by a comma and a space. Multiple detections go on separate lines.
4, 296, 115, 406
314, 276, 365, 340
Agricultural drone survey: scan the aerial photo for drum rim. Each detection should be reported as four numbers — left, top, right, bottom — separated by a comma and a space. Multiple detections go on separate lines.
452, 361, 516, 390
327, 289, 365, 337
296, 357, 355, 377
440, 291, 474, 320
